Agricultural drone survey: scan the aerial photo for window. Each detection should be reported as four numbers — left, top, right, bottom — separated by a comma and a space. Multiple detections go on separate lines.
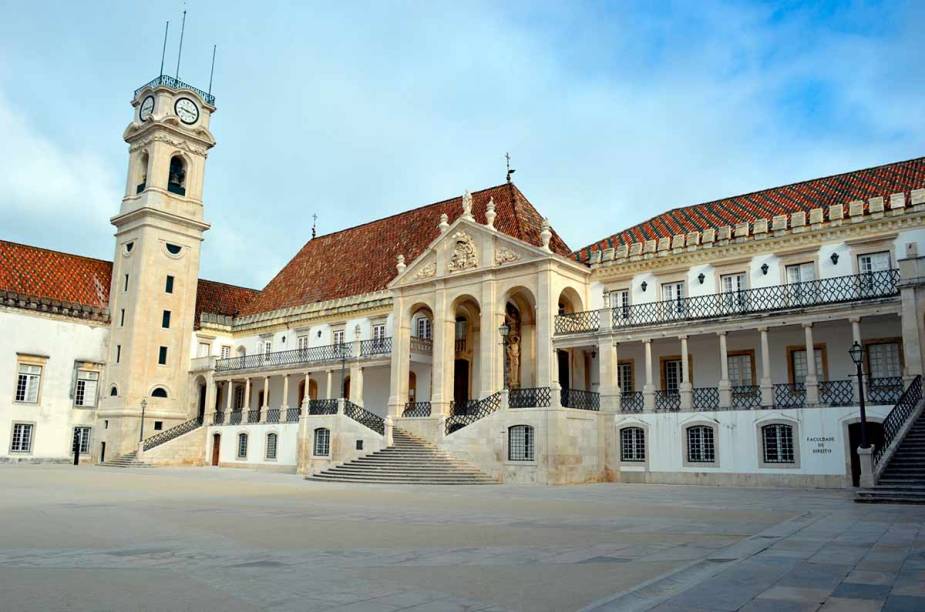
620, 427, 645, 462
123, 274, 129, 291
762, 424, 795, 464
220, 345, 232, 359
233, 386, 244, 410
74, 370, 99, 407
151, 387, 168, 398
415, 317, 432, 340
158, 346, 168, 365
110, 385, 118, 397
618, 361, 634, 393
10, 423, 33, 453
858, 251, 891, 274
72, 427, 91, 455
687, 425, 715, 463
120, 309, 125, 326
154, 421, 163, 431
314, 428, 330, 456
266, 433, 278, 460
168, 155, 187, 196
297, 336, 310, 356
332, 330, 345, 346
508, 425, 534, 461
662, 359, 682, 394
867, 341, 902, 379
373, 324, 386, 345
162, 310, 171, 328
727, 352, 754, 387
15, 364, 42, 403
790, 347, 825, 384
720, 273, 747, 311
197, 342, 210, 358
612, 289, 630, 321
116, 345, 121, 363
237, 433, 248, 459
165, 275, 174, 293
662, 281, 685, 315
786, 262, 816, 305
263, 340, 272, 356
165, 243, 182, 255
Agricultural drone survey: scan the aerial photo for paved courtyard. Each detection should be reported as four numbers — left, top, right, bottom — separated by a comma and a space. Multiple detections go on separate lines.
0, 466, 923, 611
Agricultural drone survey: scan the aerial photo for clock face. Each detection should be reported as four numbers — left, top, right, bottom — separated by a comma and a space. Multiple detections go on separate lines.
174, 97, 199, 124
139, 95, 155, 121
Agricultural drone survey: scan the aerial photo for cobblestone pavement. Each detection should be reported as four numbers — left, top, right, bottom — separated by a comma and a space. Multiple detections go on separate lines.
0, 465, 922, 611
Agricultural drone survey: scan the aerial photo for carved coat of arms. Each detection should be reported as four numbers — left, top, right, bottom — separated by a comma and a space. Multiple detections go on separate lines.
448, 232, 478, 272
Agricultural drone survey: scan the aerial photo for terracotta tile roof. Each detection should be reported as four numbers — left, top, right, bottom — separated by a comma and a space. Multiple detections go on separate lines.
574, 156, 925, 263
0, 240, 257, 322
239, 183, 571, 316
0, 240, 112, 310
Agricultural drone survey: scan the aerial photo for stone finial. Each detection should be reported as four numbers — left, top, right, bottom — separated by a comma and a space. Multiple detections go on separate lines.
485, 197, 496, 229
540, 218, 552, 252
396, 254, 406, 273
439, 213, 449, 233
462, 190, 474, 221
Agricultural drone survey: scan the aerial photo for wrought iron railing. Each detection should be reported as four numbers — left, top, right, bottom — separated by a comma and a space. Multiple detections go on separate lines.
510, 387, 552, 408
135, 74, 216, 105
402, 402, 431, 417
265, 408, 280, 424
560, 388, 600, 411
654, 390, 680, 412
446, 392, 503, 435
285, 407, 301, 422
142, 416, 202, 451
774, 383, 806, 408
344, 400, 385, 435
360, 337, 392, 357
731, 385, 762, 409
819, 380, 854, 407
212, 411, 225, 425
555, 309, 600, 335
247, 409, 261, 423
455, 338, 467, 352
410, 337, 433, 354
229, 411, 243, 425
308, 399, 338, 415
867, 377, 904, 404
874, 376, 923, 466
621, 391, 643, 412
215, 343, 352, 372
693, 387, 719, 411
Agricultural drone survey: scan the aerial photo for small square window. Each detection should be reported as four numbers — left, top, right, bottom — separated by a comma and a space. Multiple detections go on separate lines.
356, 440, 363, 451
165, 275, 174, 294
120, 309, 125, 326
154, 421, 163, 431
116, 345, 122, 363
123, 274, 129, 291
162, 310, 171, 328
158, 346, 168, 365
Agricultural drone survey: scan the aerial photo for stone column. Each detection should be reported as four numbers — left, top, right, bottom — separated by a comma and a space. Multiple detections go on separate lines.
281, 374, 290, 412
325, 370, 333, 399
302, 372, 311, 410
431, 284, 452, 417
718, 332, 731, 408
803, 323, 819, 405
243, 378, 251, 416
351, 365, 364, 407
387, 296, 411, 418
851, 317, 862, 403
535, 264, 555, 390
679, 335, 692, 410
759, 327, 773, 407
899, 256, 925, 379
598, 338, 619, 413
479, 275, 497, 398
225, 380, 233, 413
643, 339, 655, 411
260, 376, 269, 422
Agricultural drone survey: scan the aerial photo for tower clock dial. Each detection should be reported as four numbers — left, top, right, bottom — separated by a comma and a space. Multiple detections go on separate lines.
174, 97, 199, 124
139, 95, 155, 121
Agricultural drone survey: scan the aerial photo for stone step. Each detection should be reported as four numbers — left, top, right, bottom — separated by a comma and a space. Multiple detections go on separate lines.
308, 474, 496, 485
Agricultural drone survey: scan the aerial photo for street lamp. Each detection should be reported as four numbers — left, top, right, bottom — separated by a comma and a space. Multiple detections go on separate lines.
499, 323, 510, 390
138, 398, 148, 443
849, 341, 870, 449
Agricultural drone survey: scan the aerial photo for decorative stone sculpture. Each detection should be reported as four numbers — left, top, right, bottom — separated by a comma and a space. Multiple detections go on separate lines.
495, 246, 519, 265
540, 218, 552, 252
462, 191, 474, 221
448, 232, 478, 272
396, 254, 406, 274
485, 197, 496, 229
415, 261, 436, 279
439, 213, 449, 233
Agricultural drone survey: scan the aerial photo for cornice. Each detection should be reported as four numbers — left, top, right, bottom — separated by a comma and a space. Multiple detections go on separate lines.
0, 290, 109, 324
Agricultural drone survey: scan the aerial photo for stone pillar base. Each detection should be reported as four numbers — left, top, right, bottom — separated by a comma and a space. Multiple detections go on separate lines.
858, 446, 876, 488
718, 381, 731, 408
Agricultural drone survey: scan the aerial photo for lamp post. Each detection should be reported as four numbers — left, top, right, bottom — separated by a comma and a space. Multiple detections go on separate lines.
339, 341, 348, 400
138, 398, 148, 443
849, 341, 870, 449
499, 322, 510, 390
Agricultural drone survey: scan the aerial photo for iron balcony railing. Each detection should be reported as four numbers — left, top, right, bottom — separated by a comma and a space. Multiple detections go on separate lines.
228, 411, 243, 425
446, 392, 503, 435
402, 402, 432, 417
308, 399, 338, 415
212, 411, 225, 425
344, 400, 385, 435
874, 376, 923, 466
510, 387, 552, 408
654, 390, 680, 412
284, 407, 301, 422
247, 409, 261, 423
215, 342, 353, 372
142, 416, 202, 451
555, 270, 900, 335
360, 337, 392, 358
867, 377, 904, 404
265, 408, 280, 424
135, 74, 216, 105
560, 388, 600, 411
621, 391, 643, 413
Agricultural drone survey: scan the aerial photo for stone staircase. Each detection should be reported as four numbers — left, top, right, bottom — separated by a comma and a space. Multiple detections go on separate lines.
857, 411, 925, 504
100, 452, 151, 468
308, 429, 498, 485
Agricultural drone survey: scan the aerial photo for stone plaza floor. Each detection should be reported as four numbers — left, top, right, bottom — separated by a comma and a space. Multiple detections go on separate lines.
0, 465, 923, 611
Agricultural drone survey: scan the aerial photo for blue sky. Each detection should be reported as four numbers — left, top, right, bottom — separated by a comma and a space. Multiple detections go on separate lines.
1, 1, 923, 288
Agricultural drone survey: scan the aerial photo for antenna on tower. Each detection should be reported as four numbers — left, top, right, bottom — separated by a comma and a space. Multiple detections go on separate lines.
312, 214, 318, 239
175, 9, 187, 80
208, 44, 217, 95
505, 152, 516, 183
159, 21, 169, 78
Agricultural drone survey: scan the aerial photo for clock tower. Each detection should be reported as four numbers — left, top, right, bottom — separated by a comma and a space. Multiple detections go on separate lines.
97, 76, 217, 457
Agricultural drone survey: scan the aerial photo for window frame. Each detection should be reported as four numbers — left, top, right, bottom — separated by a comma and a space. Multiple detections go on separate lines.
507, 424, 535, 463
236, 432, 248, 460
332, 329, 345, 346
683, 423, 718, 467
14, 361, 44, 404
726, 350, 756, 387
313, 427, 331, 457
611, 288, 631, 321
73, 369, 100, 408
617, 360, 634, 394
158, 346, 168, 365
863, 338, 904, 379
165, 275, 175, 294
72, 426, 92, 455
10, 422, 35, 454
619, 426, 646, 463
786, 344, 828, 384
757, 420, 801, 468
414, 316, 433, 341
265, 432, 278, 461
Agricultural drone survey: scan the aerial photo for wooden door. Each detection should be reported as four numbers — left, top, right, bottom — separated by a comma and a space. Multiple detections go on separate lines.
211, 434, 221, 466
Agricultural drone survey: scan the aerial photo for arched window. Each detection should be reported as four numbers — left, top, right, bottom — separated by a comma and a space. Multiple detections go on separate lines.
762, 424, 795, 464
237, 433, 248, 459
110, 385, 118, 397
151, 387, 168, 398
167, 155, 187, 196
313, 428, 330, 456
136, 151, 149, 194
508, 425, 534, 461
620, 427, 645, 462
686, 425, 715, 464
265, 433, 278, 460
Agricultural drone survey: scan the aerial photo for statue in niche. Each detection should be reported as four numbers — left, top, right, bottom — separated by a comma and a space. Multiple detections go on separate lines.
505, 303, 522, 389
448, 231, 478, 272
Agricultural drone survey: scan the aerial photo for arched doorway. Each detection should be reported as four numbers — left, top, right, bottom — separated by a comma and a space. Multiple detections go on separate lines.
503, 287, 537, 390
847, 422, 885, 486
556, 288, 585, 391
451, 295, 481, 407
